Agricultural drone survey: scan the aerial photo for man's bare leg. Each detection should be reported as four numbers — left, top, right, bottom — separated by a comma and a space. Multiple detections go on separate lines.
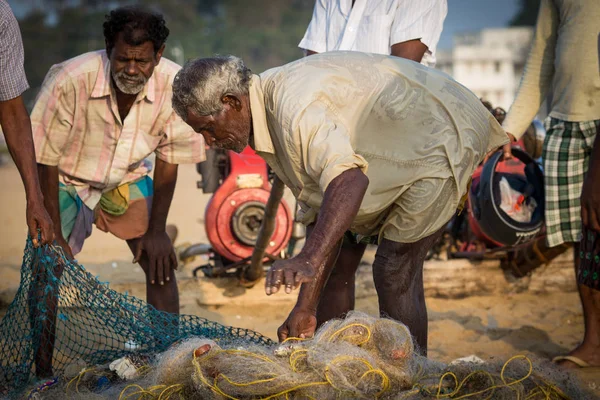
316, 242, 367, 327
127, 239, 179, 314
372, 229, 443, 355
558, 243, 600, 368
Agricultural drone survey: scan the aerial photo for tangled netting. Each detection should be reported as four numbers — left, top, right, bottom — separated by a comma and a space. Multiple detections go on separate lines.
0, 240, 272, 398
24, 313, 588, 399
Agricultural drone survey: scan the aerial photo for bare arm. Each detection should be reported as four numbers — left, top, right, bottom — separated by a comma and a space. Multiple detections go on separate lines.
0, 96, 54, 245
133, 157, 179, 285
391, 39, 428, 63
265, 168, 368, 296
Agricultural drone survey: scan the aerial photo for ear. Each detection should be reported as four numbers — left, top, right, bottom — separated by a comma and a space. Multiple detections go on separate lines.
155, 44, 166, 64
222, 95, 243, 111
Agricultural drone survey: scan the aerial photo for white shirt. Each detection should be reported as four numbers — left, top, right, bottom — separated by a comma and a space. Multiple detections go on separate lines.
299, 0, 447, 67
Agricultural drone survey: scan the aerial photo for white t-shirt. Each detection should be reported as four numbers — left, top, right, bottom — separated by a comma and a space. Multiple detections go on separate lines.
299, 0, 448, 67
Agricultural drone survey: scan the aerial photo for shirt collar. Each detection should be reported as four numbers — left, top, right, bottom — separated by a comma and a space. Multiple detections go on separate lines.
91, 50, 155, 103
249, 74, 274, 154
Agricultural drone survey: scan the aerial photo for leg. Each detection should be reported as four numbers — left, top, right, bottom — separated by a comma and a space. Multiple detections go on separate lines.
316, 240, 367, 327
127, 238, 179, 314
558, 234, 600, 367
372, 228, 443, 355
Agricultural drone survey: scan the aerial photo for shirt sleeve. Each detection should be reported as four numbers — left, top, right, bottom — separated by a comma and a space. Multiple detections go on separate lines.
297, 101, 368, 193
390, 0, 447, 55
154, 111, 206, 164
502, 0, 558, 139
31, 65, 76, 166
298, 0, 328, 53
0, 4, 29, 101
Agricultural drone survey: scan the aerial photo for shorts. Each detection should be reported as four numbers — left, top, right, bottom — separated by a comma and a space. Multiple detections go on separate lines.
345, 177, 458, 245
542, 118, 600, 247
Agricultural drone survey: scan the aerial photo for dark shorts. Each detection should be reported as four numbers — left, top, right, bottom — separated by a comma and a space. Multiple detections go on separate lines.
578, 226, 600, 290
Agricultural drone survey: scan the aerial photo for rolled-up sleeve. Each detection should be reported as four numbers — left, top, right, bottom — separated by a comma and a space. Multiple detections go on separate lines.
298, 101, 368, 193
298, 0, 328, 53
390, 0, 447, 53
155, 111, 206, 164
0, 4, 29, 101
31, 66, 75, 166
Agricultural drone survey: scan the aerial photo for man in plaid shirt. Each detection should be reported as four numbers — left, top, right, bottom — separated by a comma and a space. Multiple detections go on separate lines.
0, 0, 54, 246
503, 0, 600, 369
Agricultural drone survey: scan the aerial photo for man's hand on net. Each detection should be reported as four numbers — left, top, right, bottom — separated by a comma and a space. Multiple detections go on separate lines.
133, 231, 177, 286
265, 255, 316, 295
26, 199, 54, 247
277, 306, 317, 342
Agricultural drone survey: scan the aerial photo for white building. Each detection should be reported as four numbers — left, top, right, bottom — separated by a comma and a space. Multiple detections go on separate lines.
436, 27, 533, 111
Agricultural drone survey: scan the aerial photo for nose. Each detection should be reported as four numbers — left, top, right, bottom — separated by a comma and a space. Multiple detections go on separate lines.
125, 61, 138, 76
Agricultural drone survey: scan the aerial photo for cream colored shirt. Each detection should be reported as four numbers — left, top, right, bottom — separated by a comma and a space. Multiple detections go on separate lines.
250, 52, 508, 239
503, 0, 600, 137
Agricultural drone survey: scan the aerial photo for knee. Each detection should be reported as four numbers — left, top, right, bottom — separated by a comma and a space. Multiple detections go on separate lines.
373, 241, 421, 295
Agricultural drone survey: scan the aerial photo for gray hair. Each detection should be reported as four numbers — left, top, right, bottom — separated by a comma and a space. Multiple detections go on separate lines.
172, 55, 252, 120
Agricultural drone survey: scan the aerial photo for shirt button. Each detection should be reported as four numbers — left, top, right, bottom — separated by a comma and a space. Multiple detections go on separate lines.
348, 26, 354, 32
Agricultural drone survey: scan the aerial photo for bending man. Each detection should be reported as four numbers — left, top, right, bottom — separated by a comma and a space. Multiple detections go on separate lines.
172, 52, 508, 352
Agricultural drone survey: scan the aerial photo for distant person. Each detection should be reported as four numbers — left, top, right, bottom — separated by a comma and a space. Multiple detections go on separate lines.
502, 0, 600, 369
299, 0, 448, 66
0, 0, 54, 246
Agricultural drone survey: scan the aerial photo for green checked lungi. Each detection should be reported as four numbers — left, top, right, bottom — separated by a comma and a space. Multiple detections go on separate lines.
542, 118, 600, 248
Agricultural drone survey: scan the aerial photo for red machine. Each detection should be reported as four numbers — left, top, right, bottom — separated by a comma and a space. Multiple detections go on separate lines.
179, 147, 294, 277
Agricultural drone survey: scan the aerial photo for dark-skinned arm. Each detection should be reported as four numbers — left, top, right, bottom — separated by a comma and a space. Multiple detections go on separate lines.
265, 168, 368, 295
133, 157, 179, 285
0, 96, 54, 245
581, 125, 600, 232
391, 40, 428, 63
37, 163, 72, 257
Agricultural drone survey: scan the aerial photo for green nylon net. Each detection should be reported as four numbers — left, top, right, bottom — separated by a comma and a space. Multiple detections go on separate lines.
0, 239, 272, 398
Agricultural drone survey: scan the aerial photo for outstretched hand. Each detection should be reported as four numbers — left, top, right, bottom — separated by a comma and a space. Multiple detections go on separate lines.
265, 255, 316, 295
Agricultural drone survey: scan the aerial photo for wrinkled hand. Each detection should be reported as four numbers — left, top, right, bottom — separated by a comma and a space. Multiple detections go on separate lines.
581, 166, 600, 232
26, 199, 54, 247
277, 307, 317, 342
484, 132, 517, 164
265, 254, 316, 295
54, 235, 74, 260
133, 231, 177, 285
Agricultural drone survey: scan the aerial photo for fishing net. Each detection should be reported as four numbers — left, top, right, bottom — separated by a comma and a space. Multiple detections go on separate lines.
0, 239, 272, 398
0, 239, 589, 399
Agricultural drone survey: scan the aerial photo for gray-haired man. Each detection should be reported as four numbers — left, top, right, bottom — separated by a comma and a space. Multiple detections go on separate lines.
172, 53, 508, 352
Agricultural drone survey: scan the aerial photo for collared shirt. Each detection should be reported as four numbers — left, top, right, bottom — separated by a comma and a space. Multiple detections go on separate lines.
299, 0, 447, 67
0, 0, 29, 101
32, 50, 205, 209
503, 0, 600, 137
250, 52, 507, 239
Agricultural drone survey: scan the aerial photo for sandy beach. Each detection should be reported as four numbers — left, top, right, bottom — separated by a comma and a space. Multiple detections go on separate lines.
0, 160, 597, 396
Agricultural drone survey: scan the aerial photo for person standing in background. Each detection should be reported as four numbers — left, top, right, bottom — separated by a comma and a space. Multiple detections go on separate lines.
502, 0, 600, 369
299, 0, 448, 66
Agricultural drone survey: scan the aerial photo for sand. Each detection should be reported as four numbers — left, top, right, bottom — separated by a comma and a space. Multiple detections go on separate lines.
0, 161, 598, 395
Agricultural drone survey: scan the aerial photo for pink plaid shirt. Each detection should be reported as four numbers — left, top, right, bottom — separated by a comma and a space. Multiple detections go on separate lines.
32, 50, 205, 209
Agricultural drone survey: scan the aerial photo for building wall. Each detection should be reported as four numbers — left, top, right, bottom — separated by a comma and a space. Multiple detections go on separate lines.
436, 27, 533, 111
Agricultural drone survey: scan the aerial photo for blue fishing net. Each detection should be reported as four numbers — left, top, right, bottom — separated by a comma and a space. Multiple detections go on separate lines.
0, 239, 272, 398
